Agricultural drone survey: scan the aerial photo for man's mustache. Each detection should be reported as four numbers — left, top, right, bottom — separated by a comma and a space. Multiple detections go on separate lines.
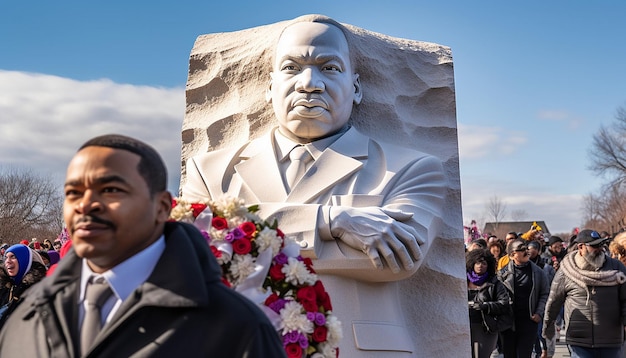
73, 215, 116, 230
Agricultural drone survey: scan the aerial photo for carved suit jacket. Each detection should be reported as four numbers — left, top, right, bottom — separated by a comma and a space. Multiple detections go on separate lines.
183, 126, 446, 356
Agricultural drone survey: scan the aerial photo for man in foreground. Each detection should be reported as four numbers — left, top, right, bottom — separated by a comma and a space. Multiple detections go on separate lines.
0, 134, 286, 357
543, 229, 626, 358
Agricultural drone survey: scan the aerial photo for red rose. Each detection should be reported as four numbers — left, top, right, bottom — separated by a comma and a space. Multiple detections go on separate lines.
264, 292, 279, 306
210, 245, 222, 259
296, 286, 317, 303
190, 203, 208, 217
302, 257, 315, 273
312, 325, 328, 343
269, 264, 285, 281
171, 198, 178, 207
239, 221, 257, 237
318, 291, 332, 311
313, 281, 326, 296
276, 228, 285, 238
232, 238, 252, 255
212, 217, 228, 230
301, 299, 318, 313
285, 343, 302, 358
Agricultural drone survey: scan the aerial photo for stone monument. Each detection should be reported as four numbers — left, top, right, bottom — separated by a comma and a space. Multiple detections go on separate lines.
180, 14, 469, 357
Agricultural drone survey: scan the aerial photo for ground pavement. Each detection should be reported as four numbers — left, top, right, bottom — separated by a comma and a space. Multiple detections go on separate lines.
490, 341, 570, 358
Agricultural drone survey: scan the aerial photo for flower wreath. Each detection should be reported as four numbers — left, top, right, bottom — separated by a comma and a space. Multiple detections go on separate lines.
170, 196, 342, 358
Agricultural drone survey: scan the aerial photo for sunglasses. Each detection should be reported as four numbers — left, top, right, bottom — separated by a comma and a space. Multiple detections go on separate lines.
514, 246, 528, 252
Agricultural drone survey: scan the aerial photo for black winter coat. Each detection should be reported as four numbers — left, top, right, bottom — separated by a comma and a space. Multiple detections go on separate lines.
469, 275, 514, 333
0, 222, 287, 358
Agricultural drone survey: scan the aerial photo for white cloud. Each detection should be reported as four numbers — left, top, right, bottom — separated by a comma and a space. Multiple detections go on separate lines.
537, 109, 582, 130
457, 123, 527, 159
0, 70, 185, 193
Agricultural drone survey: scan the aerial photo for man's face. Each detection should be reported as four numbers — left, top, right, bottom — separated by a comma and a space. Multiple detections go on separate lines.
528, 245, 539, 259
510, 244, 530, 265
267, 22, 362, 143
579, 242, 603, 259
550, 241, 563, 253
63, 146, 171, 273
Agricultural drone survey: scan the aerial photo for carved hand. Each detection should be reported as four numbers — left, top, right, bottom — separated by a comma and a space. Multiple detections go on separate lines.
329, 206, 421, 273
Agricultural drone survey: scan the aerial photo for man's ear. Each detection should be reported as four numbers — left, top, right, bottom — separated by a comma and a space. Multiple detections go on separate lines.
353, 73, 362, 105
265, 74, 274, 103
155, 191, 173, 224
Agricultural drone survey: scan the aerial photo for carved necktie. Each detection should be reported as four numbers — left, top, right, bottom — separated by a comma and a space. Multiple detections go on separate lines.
81, 276, 113, 354
285, 145, 312, 191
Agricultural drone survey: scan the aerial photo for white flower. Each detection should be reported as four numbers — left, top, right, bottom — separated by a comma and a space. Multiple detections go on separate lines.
325, 313, 343, 346
169, 203, 194, 222
256, 227, 282, 256
230, 254, 256, 283
279, 301, 314, 334
282, 257, 318, 286
316, 342, 338, 358
214, 196, 247, 218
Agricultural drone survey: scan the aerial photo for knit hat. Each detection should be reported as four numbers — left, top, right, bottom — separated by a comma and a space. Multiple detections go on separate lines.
5, 244, 34, 283
548, 236, 563, 246
47, 250, 60, 266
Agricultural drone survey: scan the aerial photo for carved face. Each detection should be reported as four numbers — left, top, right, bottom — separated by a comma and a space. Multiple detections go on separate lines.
267, 21, 362, 143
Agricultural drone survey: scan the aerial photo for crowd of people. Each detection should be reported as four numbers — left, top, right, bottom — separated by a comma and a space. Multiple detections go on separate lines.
0, 236, 66, 327
467, 228, 626, 358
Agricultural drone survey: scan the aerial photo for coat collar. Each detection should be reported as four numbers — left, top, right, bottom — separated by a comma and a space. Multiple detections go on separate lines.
25, 222, 221, 331
235, 127, 369, 203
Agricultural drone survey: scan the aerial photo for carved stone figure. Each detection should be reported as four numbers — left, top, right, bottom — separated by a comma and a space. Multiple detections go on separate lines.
181, 14, 469, 357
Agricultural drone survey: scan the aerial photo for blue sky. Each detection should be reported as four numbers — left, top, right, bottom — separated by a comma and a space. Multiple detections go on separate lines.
1, 1, 625, 234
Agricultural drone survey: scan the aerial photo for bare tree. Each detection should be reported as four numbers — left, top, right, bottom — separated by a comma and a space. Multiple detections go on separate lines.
586, 103, 626, 234
589, 104, 626, 188
486, 195, 507, 225
510, 209, 528, 221
581, 185, 626, 234
0, 167, 63, 243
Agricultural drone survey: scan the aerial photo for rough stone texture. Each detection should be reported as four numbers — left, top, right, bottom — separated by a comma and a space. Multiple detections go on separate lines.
181, 16, 469, 357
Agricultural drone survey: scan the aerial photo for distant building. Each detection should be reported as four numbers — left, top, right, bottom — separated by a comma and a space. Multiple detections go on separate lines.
482, 221, 550, 241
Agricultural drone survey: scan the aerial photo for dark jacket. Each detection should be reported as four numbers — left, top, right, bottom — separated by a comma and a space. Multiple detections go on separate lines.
543, 252, 626, 348
541, 248, 566, 270
469, 276, 513, 333
0, 222, 287, 358
0, 261, 47, 327
497, 260, 550, 329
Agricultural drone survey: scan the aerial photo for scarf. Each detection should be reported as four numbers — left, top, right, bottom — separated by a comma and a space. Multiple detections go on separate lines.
467, 271, 489, 286
560, 251, 626, 305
